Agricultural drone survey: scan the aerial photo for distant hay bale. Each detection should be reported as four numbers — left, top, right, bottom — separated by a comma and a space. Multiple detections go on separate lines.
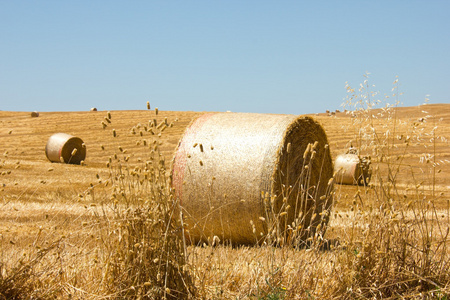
334, 151, 371, 185
31, 111, 39, 117
45, 133, 86, 165
172, 113, 334, 245
90, 107, 98, 111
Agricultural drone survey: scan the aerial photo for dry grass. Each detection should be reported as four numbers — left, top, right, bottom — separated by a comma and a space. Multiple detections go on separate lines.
0, 77, 449, 298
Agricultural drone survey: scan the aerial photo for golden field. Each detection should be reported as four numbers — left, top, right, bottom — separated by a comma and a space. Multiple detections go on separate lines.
0, 102, 449, 299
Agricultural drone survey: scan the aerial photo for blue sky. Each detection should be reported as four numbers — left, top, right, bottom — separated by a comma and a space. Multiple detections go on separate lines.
1, 1, 449, 114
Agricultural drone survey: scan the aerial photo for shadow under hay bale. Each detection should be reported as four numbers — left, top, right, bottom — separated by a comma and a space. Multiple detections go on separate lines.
45, 133, 86, 165
172, 113, 334, 246
334, 150, 371, 185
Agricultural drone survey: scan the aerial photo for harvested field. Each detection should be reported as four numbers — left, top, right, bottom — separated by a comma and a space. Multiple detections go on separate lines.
0, 103, 449, 298
1, 105, 448, 207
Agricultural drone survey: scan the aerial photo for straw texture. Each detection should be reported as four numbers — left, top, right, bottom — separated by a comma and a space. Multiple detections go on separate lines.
45, 133, 86, 165
172, 113, 333, 245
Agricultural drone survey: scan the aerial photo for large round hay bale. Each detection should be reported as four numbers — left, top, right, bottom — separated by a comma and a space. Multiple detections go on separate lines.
31, 111, 39, 117
45, 133, 86, 165
334, 153, 371, 185
172, 113, 334, 245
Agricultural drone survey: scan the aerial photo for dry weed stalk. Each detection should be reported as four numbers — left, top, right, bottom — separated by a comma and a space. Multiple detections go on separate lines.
262, 140, 334, 249
0, 237, 66, 299
91, 108, 195, 299
332, 74, 450, 298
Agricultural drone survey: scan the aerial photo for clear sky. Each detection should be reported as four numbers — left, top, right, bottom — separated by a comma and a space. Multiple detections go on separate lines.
1, 1, 449, 114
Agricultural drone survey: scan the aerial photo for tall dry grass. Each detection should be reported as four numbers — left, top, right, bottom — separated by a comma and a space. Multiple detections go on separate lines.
88, 109, 195, 299
327, 74, 450, 298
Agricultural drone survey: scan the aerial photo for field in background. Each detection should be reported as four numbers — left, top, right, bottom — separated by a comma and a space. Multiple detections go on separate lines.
0, 103, 449, 298
1, 104, 448, 207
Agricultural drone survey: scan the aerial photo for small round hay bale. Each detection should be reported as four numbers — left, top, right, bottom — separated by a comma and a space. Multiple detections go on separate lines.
90, 107, 98, 111
334, 153, 371, 185
45, 133, 86, 165
31, 111, 39, 117
172, 113, 334, 245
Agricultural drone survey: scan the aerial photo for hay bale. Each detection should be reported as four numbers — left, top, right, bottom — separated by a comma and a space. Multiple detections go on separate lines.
45, 133, 86, 165
90, 107, 98, 111
172, 113, 334, 245
334, 153, 371, 185
31, 111, 39, 117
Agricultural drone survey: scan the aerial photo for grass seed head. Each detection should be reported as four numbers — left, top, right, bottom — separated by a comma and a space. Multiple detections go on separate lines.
312, 141, 319, 150
303, 143, 311, 159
